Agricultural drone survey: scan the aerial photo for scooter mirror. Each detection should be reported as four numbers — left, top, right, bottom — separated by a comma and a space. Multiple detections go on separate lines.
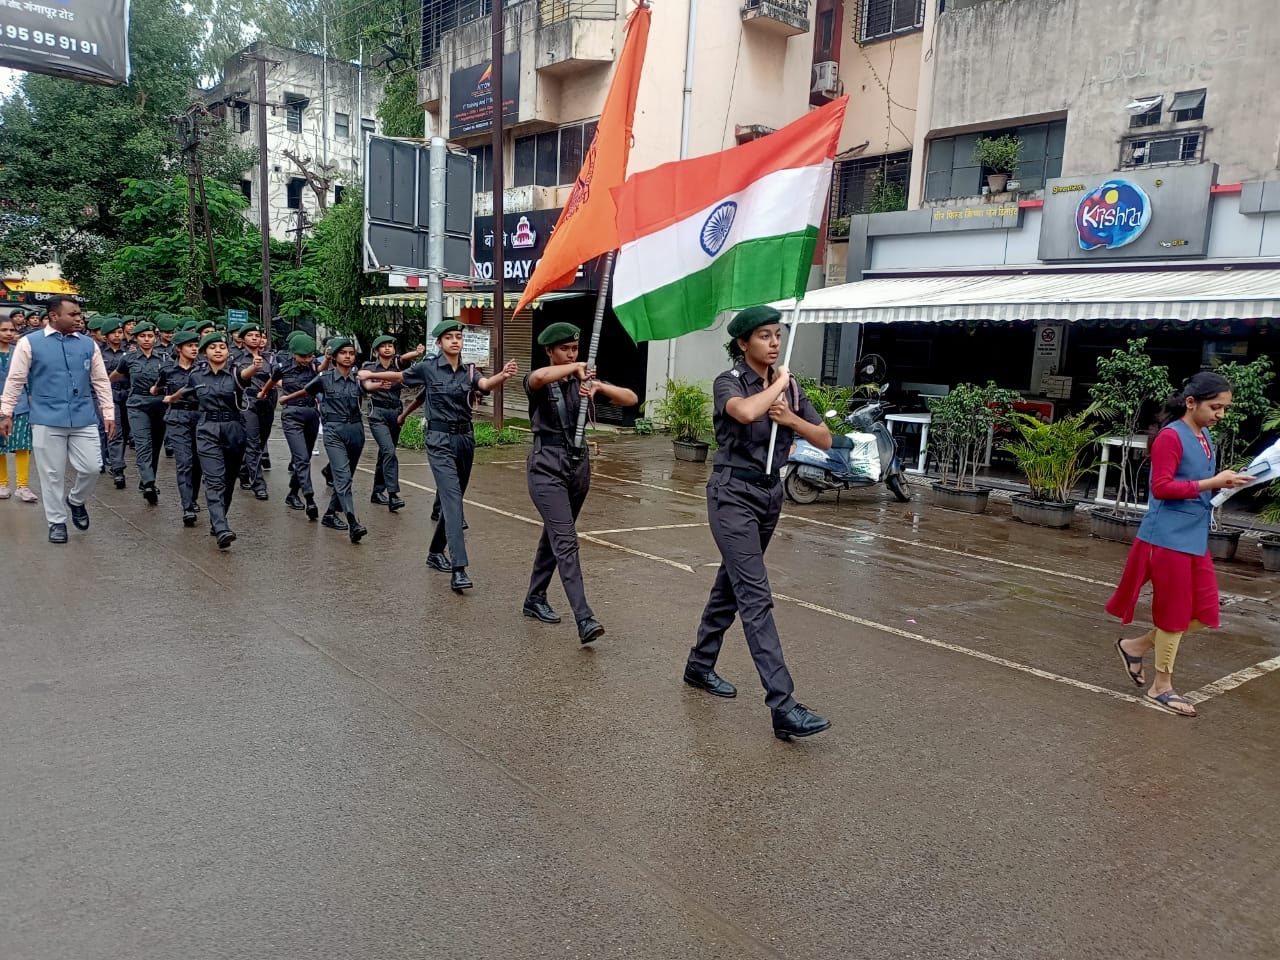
825, 409, 838, 419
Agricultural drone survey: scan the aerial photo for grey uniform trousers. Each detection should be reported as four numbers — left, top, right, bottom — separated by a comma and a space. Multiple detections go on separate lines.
427, 430, 475, 568
166, 411, 203, 512
240, 396, 276, 494
367, 406, 402, 495
126, 399, 167, 486
526, 442, 594, 623
104, 392, 127, 477
196, 418, 246, 535
323, 421, 364, 516
280, 406, 319, 497
688, 471, 797, 712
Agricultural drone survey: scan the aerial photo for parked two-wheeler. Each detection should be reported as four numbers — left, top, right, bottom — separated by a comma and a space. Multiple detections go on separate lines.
782, 400, 911, 504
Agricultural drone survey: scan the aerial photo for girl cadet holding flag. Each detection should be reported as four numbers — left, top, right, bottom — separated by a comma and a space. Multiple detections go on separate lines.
682, 305, 834, 742
161, 331, 259, 550
522, 322, 638, 644
359, 319, 518, 593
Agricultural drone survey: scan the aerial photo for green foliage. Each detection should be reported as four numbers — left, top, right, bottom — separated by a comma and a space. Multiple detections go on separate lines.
1259, 405, 1280, 525
1210, 356, 1274, 468
397, 417, 524, 449
927, 381, 1021, 489
309, 188, 402, 341
827, 216, 851, 239
972, 135, 1023, 175
653, 378, 713, 444
797, 377, 855, 419
1004, 410, 1101, 504
378, 71, 425, 139
632, 417, 655, 436
867, 176, 908, 214
1088, 338, 1172, 514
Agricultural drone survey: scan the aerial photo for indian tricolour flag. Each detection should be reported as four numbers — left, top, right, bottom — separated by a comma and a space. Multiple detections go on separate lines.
610, 96, 848, 343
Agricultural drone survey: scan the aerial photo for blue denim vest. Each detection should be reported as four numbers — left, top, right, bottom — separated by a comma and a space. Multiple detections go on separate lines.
0, 347, 30, 417
25, 332, 98, 429
1136, 420, 1216, 556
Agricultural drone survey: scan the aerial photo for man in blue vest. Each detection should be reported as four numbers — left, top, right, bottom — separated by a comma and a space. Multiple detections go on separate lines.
0, 296, 115, 543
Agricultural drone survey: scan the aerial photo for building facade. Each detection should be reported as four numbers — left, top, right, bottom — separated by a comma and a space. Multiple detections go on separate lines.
205, 42, 384, 241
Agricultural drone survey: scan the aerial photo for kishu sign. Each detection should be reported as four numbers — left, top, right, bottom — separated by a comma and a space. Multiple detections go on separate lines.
0, 0, 131, 86
1038, 165, 1215, 262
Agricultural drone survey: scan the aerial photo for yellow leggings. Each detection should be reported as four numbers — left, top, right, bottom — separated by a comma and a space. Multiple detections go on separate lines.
0, 450, 29, 488
1154, 619, 1207, 674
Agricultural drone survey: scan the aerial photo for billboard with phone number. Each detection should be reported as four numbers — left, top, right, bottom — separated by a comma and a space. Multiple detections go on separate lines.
0, 0, 131, 87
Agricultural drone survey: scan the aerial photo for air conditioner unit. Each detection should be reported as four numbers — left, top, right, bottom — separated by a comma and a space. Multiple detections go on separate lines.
811, 61, 840, 97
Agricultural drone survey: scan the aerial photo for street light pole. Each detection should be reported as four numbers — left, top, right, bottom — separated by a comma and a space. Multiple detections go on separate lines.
490, 0, 505, 429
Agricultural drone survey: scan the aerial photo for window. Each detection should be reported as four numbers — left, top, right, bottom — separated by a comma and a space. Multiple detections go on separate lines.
284, 93, 307, 134
817, 8, 836, 56
513, 119, 599, 188
235, 102, 250, 134
334, 112, 350, 139
1170, 88, 1206, 123
924, 120, 1065, 200
470, 144, 493, 189
286, 177, 305, 210
361, 117, 376, 134
858, 0, 924, 43
240, 179, 253, 202
1121, 131, 1204, 168
829, 150, 912, 223
1128, 96, 1162, 129
334, 184, 345, 205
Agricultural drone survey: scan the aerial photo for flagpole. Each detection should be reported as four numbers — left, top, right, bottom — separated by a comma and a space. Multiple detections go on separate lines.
764, 297, 804, 474
573, 250, 615, 449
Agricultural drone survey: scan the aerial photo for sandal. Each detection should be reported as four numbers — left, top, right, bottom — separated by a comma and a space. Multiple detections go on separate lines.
1116, 638, 1146, 686
1147, 690, 1197, 718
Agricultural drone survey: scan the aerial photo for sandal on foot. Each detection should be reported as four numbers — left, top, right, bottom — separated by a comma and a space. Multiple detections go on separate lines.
1147, 690, 1197, 717
1116, 638, 1146, 686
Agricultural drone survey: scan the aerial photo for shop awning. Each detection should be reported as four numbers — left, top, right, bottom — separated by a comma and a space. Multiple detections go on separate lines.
773, 268, 1280, 324
2, 278, 81, 296
360, 291, 589, 311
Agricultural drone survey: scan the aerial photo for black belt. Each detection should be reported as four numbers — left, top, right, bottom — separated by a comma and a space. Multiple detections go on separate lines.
327, 415, 363, 424
201, 411, 242, 423
428, 420, 471, 435
713, 464, 779, 489
167, 405, 199, 414
282, 400, 314, 409
534, 432, 565, 446
369, 403, 400, 413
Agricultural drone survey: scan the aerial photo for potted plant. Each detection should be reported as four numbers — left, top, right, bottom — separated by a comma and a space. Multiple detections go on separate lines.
654, 377, 713, 462
972, 135, 1022, 194
1206, 356, 1274, 561
1087, 338, 1172, 542
1004, 409, 1101, 528
927, 381, 1020, 514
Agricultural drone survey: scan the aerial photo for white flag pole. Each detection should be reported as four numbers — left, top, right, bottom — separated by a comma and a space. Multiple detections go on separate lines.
764, 297, 804, 474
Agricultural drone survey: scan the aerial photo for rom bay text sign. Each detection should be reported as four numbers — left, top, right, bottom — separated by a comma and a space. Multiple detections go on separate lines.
0, 0, 130, 85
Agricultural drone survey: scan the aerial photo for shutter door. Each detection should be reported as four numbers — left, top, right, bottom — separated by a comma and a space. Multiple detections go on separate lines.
480, 307, 532, 373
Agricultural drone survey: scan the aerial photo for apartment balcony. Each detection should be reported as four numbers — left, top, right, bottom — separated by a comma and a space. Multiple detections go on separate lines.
535, 0, 616, 76
740, 0, 810, 37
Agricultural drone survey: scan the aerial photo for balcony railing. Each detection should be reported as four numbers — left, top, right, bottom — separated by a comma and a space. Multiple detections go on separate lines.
539, 0, 615, 25
740, 0, 809, 36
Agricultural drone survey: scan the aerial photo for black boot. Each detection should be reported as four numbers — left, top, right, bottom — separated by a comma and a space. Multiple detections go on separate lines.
304, 496, 319, 521
522, 596, 561, 623
450, 567, 473, 593
321, 511, 348, 530
216, 529, 237, 550
370, 490, 389, 505
182, 510, 198, 527
771, 704, 831, 741
577, 617, 605, 644
142, 482, 158, 505
425, 551, 451, 572
346, 513, 367, 544
285, 492, 304, 511
112, 473, 126, 490
387, 494, 405, 512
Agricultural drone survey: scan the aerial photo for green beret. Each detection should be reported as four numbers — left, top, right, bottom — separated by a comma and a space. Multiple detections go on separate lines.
238, 323, 263, 335
327, 337, 354, 354
194, 320, 216, 333
171, 330, 200, 347
86, 317, 103, 331
132, 321, 157, 335
537, 322, 580, 347
155, 315, 179, 333
122, 315, 138, 325
432, 319, 465, 338
291, 335, 317, 356
370, 335, 397, 350
726, 305, 783, 340
100, 318, 124, 335
199, 332, 227, 352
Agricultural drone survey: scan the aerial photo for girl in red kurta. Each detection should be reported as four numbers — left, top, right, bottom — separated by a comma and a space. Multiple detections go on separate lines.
1107, 372, 1253, 717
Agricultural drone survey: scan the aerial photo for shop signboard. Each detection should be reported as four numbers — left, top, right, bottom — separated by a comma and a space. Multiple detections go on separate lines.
0, 0, 131, 86
472, 209, 603, 291
449, 53, 519, 139
461, 327, 491, 366
1038, 165, 1215, 262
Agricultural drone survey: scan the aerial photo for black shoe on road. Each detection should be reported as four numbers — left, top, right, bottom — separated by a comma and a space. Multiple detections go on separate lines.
142, 483, 158, 506
321, 512, 348, 531
112, 474, 126, 490
261, 456, 272, 470
305, 499, 319, 521
347, 514, 367, 544
216, 530, 237, 550
322, 464, 333, 487
254, 488, 270, 501
285, 493, 305, 511
48, 523, 68, 544
683, 666, 737, 699
522, 597, 561, 623
65, 498, 90, 531
425, 552, 451, 572
182, 511, 198, 527
772, 704, 831, 741
370, 491, 389, 505
450, 568, 473, 593
577, 617, 606, 645
387, 494, 405, 513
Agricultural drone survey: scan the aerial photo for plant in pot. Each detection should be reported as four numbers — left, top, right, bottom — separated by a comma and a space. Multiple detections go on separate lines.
1087, 337, 1172, 542
1004, 409, 1101, 529
972, 135, 1022, 195
927, 381, 1020, 514
654, 377, 713, 462
1206, 356, 1274, 561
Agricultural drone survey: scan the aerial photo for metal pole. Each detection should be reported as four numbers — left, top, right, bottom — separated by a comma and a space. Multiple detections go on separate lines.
256, 54, 272, 332
427, 137, 447, 337
357, 41, 364, 179
763, 298, 803, 474
669, 0, 700, 385
490, 0, 506, 428
573, 251, 614, 448
321, 15, 329, 169
193, 155, 224, 312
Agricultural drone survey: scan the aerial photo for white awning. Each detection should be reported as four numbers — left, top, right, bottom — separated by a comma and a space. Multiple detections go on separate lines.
773, 268, 1280, 324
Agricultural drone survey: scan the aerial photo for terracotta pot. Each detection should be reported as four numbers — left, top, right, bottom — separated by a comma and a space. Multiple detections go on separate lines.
930, 482, 991, 514
1207, 528, 1242, 562
1010, 495, 1077, 529
672, 439, 709, 463
1261, 538, 1280, 572
1089, 509, 1143, 543
986, 173, 1009, 193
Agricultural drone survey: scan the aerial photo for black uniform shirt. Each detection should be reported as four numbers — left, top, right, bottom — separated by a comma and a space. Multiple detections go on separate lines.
304, 367, 366, 422
237, 350, 274, 392
181, 365, 245, 416
525, 373, 581, 438
362, 358, 404, 409
116, 349, 166, 402
402, 353, 487, 425
712, 362, 821, 475
101, 343, 130, 393
155, 361, 201, 411
271, 356, 320, 406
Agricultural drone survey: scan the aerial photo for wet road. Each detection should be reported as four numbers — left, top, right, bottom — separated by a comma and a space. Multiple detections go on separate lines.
2, 434, 1278, 960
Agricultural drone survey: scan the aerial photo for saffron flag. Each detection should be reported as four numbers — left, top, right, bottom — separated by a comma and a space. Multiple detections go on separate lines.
610, 96, 848, 342
513, 3, 652, 315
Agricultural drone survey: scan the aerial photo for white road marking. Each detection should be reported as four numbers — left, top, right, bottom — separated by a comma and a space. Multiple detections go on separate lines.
1183, 655, 1280, 705
583, 523, 709, 535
